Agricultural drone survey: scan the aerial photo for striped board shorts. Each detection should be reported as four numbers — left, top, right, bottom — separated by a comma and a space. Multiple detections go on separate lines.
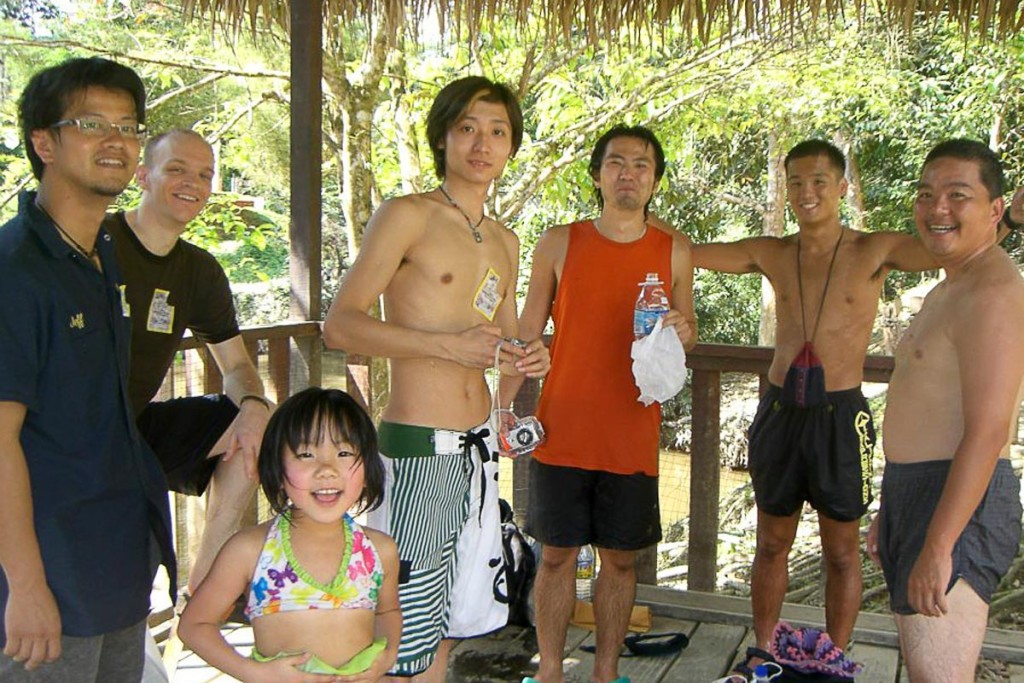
366, 420, 508, 676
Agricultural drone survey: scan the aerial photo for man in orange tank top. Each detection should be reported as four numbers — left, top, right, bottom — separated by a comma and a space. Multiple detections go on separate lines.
509, 126, 696, 683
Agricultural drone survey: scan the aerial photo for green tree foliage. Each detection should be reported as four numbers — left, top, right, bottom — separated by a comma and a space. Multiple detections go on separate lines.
0, 2, 292, 283
2, 4, 1022, 337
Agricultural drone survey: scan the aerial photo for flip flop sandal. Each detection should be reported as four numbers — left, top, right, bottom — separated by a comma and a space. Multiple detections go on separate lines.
624, 632, 689, 656
726, 646, 775, 681
579, 632, 689, 657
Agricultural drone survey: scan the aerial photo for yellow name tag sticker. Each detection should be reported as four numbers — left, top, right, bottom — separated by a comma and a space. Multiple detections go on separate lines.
472, 268, 503, 321
119, 284, 131, 317
146, 289, 175, 334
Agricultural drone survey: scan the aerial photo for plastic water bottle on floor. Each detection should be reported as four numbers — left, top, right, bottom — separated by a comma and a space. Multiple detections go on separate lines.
575, 544, 595, 601
752, 663, 782, 682
633, 272, 669, 339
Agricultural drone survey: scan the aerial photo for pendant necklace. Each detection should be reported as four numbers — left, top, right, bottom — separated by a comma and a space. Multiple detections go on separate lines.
438, 184, 485, 243
36, 202, 98, 260
796, 229, 844, 344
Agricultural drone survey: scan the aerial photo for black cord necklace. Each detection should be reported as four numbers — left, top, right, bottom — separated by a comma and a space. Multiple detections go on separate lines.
796, 229, 843, 344
36, 202, 98, 260
438, 184, 485, 243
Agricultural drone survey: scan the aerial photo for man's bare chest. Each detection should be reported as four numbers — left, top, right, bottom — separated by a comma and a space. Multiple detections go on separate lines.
773, 271, 884, 321
396, 243, 512, 314
895, 297, 950, 366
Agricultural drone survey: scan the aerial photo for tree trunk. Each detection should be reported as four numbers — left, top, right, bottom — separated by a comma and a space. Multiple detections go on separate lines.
388, 42, 422, 195
990, 107, 1003, 151
835, 131, 865, 231
320, 15, 394, 416
323, 12, 391, 258
760, 132, 785, 346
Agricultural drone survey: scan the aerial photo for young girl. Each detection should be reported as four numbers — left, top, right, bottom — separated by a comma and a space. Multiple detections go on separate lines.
179, 387, 401, 682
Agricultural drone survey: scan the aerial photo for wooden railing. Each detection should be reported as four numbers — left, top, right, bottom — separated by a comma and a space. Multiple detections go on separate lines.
165, 321, 321, 585
510, 342, 895, 590
169, 325, 897, 594
173, 320, 322, 404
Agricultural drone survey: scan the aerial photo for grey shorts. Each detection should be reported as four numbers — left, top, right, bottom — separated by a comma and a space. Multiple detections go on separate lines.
878, 459, 1022, 615
0, 618, 145, 682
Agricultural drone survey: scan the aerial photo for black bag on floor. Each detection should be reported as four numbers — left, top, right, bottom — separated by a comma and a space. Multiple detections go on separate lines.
499, 498, 537, 627
774, 667, 855, 682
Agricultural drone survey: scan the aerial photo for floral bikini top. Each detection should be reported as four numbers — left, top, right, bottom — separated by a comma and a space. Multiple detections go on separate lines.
245, 513, 384, 620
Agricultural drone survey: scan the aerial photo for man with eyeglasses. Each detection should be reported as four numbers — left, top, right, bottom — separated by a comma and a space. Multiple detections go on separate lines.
0, 57, 175, 681
103, 129, 271, 594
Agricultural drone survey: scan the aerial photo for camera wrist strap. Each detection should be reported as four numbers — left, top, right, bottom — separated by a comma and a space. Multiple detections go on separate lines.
489, 342, 505, 434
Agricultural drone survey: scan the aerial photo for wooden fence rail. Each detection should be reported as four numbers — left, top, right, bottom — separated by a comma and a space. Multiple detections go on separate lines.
170, 325, 896, 593
165, 321, 321, 585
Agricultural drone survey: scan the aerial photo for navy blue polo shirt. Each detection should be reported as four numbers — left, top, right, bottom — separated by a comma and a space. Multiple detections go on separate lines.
0, 192, 175, 642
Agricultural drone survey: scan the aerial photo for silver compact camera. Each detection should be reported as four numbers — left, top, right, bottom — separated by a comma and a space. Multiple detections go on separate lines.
498, 414, 546, 458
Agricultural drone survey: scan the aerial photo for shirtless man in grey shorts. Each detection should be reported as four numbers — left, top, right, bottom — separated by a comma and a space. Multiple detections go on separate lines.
868, 140, 1024, 682
694, 140, 938, 676
324, 77, 549, 682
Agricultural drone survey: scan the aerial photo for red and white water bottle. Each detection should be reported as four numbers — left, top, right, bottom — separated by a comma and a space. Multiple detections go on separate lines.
633, 272, 669, 339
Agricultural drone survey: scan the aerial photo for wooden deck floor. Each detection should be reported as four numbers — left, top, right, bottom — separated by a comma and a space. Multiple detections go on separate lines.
166, 587, 1024, 682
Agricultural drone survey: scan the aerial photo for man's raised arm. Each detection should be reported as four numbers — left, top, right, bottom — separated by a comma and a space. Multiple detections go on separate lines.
878, 232, 938, 273
691, 237, 770, 274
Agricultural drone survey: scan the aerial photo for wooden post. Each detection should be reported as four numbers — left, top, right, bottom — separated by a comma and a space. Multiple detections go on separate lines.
635, 544, 658, 585
346, 354, 373, 416
268, 337, 290, 404
511, 376, 540, 527
289, 0, 323, 390
688, 368, 721, 592
200, 347, 223, 394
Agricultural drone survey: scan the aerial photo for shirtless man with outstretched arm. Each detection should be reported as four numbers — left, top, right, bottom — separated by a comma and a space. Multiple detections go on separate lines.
868, 140, 1024, 682
693, 140, 936, 679
323, 77, 549, 683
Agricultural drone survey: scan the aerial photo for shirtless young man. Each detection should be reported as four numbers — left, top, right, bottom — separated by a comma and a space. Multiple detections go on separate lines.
693, 140, 936, 679
323, 77, 550, 682
867, 140, 1024, 682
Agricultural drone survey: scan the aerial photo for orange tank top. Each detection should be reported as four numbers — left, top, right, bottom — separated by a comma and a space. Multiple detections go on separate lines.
533, 221, 673, 476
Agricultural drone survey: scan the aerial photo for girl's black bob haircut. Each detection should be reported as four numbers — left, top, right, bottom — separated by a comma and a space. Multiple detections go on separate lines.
258, 387, 383, 517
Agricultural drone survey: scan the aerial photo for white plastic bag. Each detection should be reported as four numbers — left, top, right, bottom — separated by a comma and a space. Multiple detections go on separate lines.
630, 317, 688, 406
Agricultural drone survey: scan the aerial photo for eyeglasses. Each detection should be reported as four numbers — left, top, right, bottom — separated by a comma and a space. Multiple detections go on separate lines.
51, 117, 147, 142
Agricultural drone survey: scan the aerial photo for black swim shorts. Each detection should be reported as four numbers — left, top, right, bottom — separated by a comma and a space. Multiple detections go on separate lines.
878, 458, 1022, 614
136, 394, 239, 495
748, 384, 875, 522
525, 458, 661, 550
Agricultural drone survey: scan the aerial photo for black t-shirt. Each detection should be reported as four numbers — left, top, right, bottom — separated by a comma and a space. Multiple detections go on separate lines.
104, 211, 240, 416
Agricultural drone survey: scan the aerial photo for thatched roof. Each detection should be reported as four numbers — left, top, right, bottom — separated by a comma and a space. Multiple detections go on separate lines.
184, 0, 1024, 43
